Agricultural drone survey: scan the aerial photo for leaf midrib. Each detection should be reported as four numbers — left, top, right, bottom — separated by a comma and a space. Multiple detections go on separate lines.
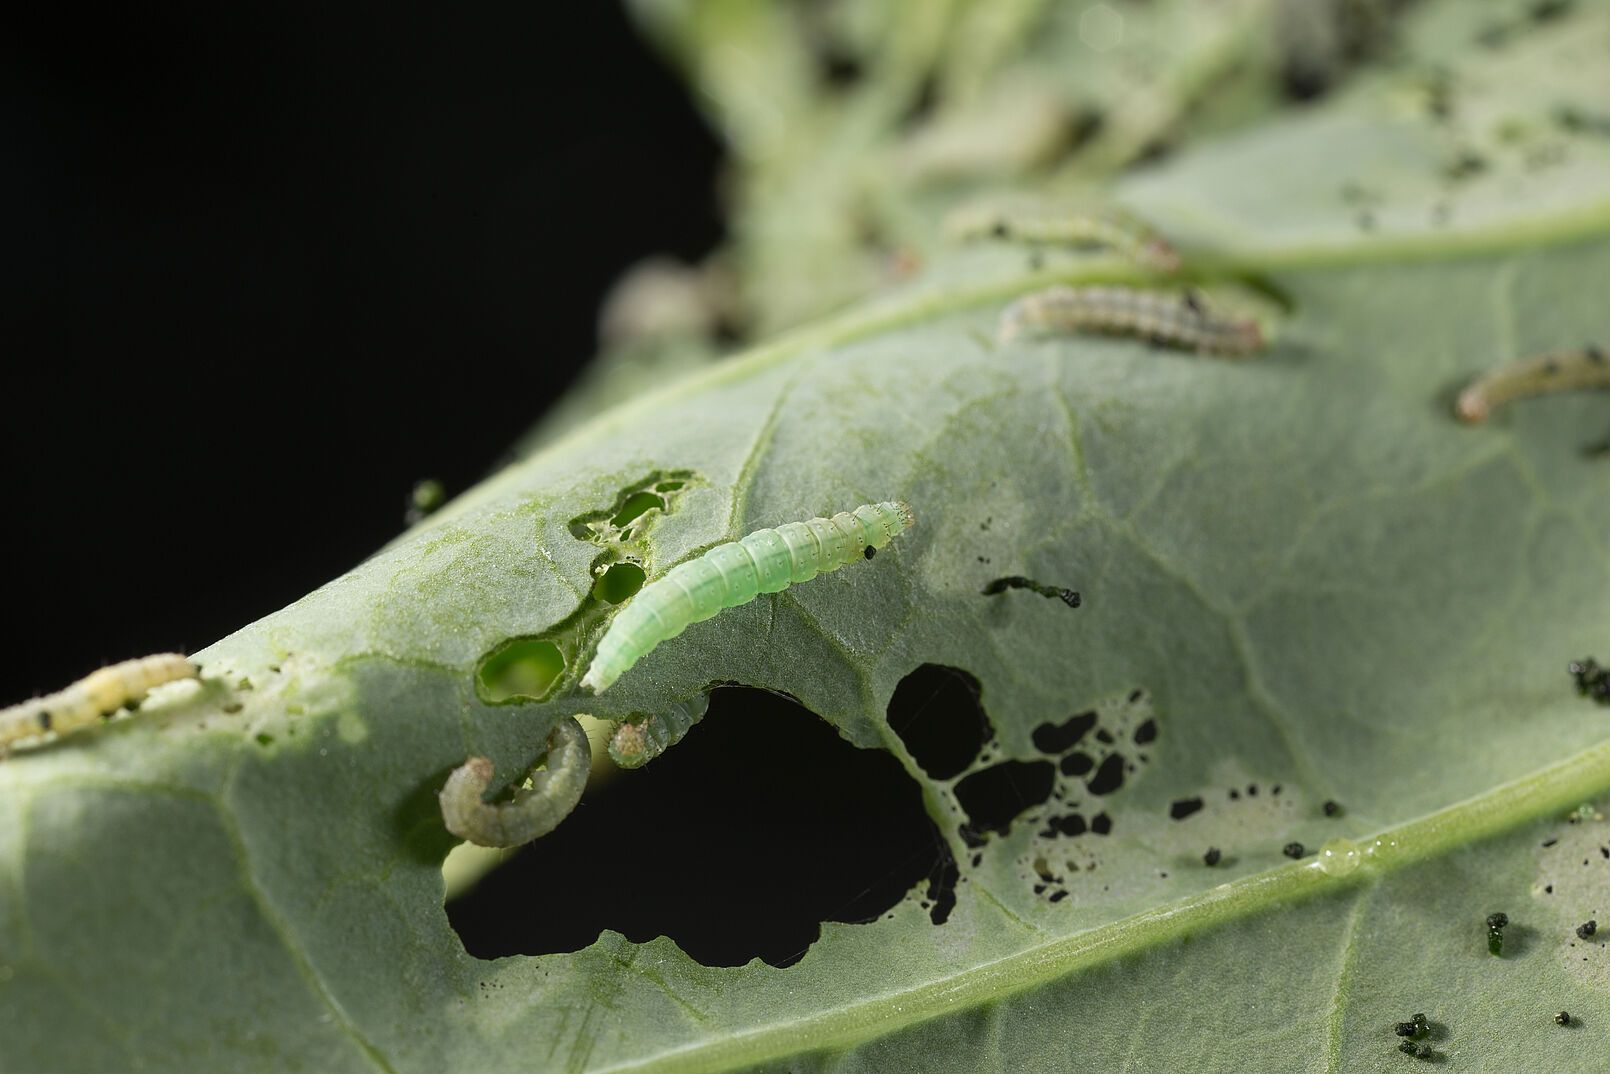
596, 732, 1610, 1074
427, 196, 1610, 542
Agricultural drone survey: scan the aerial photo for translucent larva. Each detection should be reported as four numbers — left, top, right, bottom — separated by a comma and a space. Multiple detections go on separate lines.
1454, 344, 1610, 422
1316, 837, 1361, 877
0, 653, 199, 751
945, 201, 1181, 272
438, 717, 590, 847
608, 693, 710, 769
580, 501, 915, 694
997, 285, 1264, 355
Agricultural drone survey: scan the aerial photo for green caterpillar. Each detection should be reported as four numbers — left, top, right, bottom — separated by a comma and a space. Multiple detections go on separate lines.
580, 501, 915, 694
608, 693, 710, 768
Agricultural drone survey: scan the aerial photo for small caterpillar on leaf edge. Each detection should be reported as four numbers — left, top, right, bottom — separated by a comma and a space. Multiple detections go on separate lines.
1, 653, 199, 752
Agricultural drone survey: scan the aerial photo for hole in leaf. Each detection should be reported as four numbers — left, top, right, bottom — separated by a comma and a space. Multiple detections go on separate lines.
477, 639, 566, 702
610, 491, 664, 528
886, 664, 993, 780
1032, 710, 1096, 754
569, 470, 701, 542
1085, 753, 1126, 796
447, 686, 955, 968
953, 760, 1055, 837
1170, 796, 1204, 820
1060, 751, 1094, 776
1041, 812, 1087, 838
592, 562, 645, 604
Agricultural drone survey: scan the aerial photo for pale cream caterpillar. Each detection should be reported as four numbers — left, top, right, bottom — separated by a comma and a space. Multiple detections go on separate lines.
0, 654, 199, 751
997, 285, 1264, 355
1455, 344, 1610, 422
946, 201, 1181, 272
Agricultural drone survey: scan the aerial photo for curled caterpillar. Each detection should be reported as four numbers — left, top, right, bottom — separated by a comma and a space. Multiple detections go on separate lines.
1455, 344, 1610, 422
439, 717, 590, 847
580, 501, 915, 694
997, 285, 1264, 355
1, 653, 199, 751
946, 201, 1180, 272
608, 693, 710, 769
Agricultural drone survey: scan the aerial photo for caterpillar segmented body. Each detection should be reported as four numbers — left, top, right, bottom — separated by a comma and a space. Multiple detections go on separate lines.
608, 693, 710, 769
997, 285, 1264, 355
0, 653, 199, 751
439, 717, 591, 847
580, 501, 915, 694
1455, 344, 1610, 422
946, 202, 1180, 272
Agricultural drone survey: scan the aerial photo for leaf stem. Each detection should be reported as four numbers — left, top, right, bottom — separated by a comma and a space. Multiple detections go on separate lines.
616, 732, 1610, 1074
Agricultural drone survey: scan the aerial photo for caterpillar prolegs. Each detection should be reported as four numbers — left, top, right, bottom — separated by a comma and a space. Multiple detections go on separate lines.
0, 653, 199, 751
439, 717, 591, 847
580, 501, 915, 694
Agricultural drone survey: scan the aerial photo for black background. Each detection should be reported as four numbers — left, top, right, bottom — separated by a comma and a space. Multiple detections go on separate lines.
2, 7, 994, 967
2, 3, 723, 701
